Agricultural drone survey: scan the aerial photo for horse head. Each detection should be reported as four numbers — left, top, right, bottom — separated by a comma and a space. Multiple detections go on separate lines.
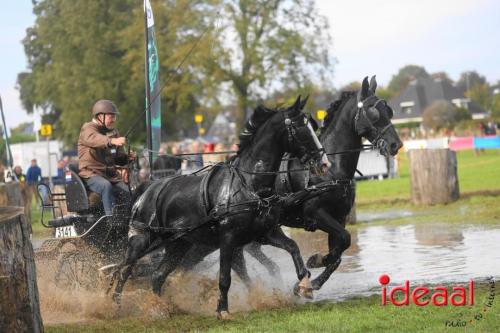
278, 95, 330, 175
354, 76, 403, 156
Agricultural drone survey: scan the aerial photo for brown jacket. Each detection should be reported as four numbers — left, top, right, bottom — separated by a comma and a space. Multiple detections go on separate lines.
78, 121, 128, 183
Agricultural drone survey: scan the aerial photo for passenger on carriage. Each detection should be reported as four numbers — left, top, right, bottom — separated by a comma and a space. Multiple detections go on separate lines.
77, 99, 133, 216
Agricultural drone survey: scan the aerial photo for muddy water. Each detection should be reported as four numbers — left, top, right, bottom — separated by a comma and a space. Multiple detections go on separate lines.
260, 222, 500, 302
34, 222, 500, 323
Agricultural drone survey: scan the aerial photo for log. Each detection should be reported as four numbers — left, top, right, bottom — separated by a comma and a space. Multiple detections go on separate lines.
408, 149, 459, 205
0, 207, 44, 333
0, 182, 24, 206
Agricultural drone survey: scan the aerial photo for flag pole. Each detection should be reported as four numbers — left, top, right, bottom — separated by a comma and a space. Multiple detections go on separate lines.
144, 1, 153, 176
0, 95, 14, 168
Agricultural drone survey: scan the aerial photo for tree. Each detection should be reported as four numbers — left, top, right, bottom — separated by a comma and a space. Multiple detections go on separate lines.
17, 0, 219, 145
18, 0, 334, 144
339, 81, 361, 92
431, 71, 454, 85
375, 87, 396, 101
387, 65, 429, 94
491, 93, 500, 121
456, 71, 487, 93
422, 100, 457, 130
466, 83, 491, 111
206, 0, 334, 129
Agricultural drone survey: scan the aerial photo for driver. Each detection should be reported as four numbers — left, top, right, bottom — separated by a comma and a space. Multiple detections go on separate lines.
78, 99, 131, 216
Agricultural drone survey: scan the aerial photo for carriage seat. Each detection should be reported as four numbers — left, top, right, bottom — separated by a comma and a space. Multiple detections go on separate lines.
65, 163, 102, 213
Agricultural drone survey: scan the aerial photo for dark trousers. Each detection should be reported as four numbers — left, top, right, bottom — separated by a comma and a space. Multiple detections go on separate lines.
85, 175, 130, 215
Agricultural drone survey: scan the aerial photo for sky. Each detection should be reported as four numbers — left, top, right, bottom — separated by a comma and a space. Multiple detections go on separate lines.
1, 0, 499, 130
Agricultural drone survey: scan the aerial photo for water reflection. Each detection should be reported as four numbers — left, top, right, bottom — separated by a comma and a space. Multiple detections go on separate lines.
246, 223, 500, 302
33, 222, 500, 303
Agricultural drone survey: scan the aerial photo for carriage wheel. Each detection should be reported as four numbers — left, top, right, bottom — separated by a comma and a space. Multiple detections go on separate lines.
54, 245, 103, 291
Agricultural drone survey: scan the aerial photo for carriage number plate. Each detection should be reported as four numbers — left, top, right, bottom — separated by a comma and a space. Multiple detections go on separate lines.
55, 226, 76, 238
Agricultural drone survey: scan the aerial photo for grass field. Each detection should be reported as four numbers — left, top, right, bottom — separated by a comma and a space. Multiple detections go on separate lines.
356, 149, 500, 205
46, 283, 499, 333
34, 149, 500, 332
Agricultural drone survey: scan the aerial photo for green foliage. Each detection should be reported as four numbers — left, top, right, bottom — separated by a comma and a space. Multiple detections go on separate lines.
375, 87, 395, 101
455, 107, 472, 122
387, 64, 429, 94
10, 133, 37, 144
18, 0, 334, 145
456, 70, 487, 92
492, 93, 500, 121
339, 81, 361, 92
18, 1, 224, 144
206, 0, 334, 130
422, 100, 458, 130
466, 83, 491, 111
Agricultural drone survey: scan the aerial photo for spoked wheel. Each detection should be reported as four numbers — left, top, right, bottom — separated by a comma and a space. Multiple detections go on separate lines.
54, 243, 104, 291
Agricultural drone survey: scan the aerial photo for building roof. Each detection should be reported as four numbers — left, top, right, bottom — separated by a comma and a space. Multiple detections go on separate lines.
388, 76, 487, 123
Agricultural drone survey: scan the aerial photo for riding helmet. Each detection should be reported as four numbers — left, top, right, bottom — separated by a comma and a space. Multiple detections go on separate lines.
92, 100, 119, 117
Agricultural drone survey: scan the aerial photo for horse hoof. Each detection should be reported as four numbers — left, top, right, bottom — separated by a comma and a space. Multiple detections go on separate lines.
311, 279, 321, 291
293, 282, 314, 299
306, 253, 325, 268
217, 311, 231, 320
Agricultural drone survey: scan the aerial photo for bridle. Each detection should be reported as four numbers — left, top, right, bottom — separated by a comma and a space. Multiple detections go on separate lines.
283, 111, 325, 165
355, 95, 393, 151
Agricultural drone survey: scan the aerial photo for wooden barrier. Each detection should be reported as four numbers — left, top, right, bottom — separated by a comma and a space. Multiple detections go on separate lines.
0, 206, 44, 332
408, 149, 459, 205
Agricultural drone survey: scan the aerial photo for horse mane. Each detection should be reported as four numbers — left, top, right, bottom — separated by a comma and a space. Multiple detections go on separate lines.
237, 105, 278, 154
322, 91, 356, 131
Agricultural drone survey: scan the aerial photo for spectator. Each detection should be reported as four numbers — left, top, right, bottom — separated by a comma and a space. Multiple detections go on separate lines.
52, 159, 66, 185
14, 165, 26, 183
26, 159, 42, 205
485, 120, 498, 135
186, 140, 204, 171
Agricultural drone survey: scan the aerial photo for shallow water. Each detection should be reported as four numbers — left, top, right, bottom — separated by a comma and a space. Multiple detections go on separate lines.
245, 222, 500, 302
33, 221, 500, 322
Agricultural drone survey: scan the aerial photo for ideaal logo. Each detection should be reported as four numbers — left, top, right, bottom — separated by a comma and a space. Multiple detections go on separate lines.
378, 274, 474, 306
378, 274, 495, 328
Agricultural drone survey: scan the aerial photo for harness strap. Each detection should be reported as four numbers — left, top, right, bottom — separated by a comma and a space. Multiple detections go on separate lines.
280, 178, 355, 208
200, 164, 221, 216
278, 157, 293, 194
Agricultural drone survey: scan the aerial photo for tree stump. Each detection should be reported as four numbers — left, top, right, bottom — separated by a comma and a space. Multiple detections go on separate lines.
408, 149, 459, 205
0, 207, 44, 333
0, 182, 24, 206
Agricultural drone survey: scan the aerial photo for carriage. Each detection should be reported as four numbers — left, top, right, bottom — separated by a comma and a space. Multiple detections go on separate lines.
34, 163, 164, 289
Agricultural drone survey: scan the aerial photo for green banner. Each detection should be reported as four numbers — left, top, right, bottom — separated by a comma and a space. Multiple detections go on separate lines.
144, 0, 161, 161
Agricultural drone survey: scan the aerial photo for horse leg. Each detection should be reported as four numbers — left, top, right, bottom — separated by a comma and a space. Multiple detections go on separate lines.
178, 244, 216, 272
305, 208, 350, 290
244, 241, 282, 281
111, 231, 150, 303
231, 247, 252, 290
262, 227, 312, 298
216, 236, 235, 319
151, 239, 192, 295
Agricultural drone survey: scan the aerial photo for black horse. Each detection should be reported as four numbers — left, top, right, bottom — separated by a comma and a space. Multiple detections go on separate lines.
171, 76, 402, 294
109, 96, 330, 318
274, 76, 403, 290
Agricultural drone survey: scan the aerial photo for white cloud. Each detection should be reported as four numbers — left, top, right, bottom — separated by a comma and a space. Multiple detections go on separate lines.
316, 0, 495, 86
